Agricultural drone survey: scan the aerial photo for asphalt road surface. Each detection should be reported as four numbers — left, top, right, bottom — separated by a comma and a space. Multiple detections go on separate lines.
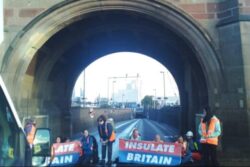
89, 118, 179, 161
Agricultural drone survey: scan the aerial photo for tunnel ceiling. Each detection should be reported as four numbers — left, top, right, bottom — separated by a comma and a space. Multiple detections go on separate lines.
31, 10, 206, 107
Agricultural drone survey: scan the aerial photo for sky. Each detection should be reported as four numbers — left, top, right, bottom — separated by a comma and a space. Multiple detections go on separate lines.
73, 52, 179, 102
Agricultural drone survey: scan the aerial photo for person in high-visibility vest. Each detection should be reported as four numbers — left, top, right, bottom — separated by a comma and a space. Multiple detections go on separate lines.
198, 106, 221, 166
24, 119, 36, 149
97, 115, 115, 166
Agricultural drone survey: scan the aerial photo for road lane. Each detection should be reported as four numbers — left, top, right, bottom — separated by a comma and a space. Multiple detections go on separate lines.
88, 118, 179, 161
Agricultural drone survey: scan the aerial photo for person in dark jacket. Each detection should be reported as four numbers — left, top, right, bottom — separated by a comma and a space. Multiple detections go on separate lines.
97, 115, 115, 165
80, 130, 94, 165
185, 131, 202, 162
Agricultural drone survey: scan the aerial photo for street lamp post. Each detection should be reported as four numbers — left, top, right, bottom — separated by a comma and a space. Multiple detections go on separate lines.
160, 71, 166, 98
136, 73, 140, 104
107, 78, 110, 102
160, 71, 166, 106
112, 80, 116, 107
122, 93, 125, 108
153, 89, 156, 109
83, 70, 86, 107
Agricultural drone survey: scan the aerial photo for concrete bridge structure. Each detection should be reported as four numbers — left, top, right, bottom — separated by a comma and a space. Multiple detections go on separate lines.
1, 0, 250, 162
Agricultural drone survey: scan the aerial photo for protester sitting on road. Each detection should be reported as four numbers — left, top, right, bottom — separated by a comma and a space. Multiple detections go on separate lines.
50, 136, 61, 164
65, 137, 70, 142
154, 134, 164, 143
175, 136, 192, 164
80, 130, 94, 165
130, 128, 141, 141
185, 131, 202, 161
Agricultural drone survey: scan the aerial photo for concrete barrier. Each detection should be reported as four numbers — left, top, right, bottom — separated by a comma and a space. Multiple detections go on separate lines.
71, 107, 133, 134
147, 106, 181, 131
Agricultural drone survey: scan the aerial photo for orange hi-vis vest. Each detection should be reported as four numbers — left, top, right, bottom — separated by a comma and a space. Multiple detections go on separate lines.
99, 122, 116, 142
200, 116, 220, 145
27, 124, 36, 145
105, 122, 116, 142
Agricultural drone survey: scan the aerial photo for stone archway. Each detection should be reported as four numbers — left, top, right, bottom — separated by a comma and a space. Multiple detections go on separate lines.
1, 0, 223, 136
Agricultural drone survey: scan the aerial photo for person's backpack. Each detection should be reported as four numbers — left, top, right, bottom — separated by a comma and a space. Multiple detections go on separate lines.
106, 118, 115, 132
105, 118, 116, 142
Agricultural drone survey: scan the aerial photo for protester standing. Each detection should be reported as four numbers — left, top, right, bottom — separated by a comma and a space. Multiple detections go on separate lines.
97, 115, 115, 165
199, 106, 221, 166
24, 118, 36, 149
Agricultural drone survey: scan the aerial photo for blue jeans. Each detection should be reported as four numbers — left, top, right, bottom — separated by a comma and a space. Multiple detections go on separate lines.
102, 141, 113, 162
182, 151, 192, 164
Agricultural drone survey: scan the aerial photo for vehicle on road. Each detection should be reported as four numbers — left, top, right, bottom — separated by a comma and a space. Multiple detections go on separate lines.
134, 107, 145, 118
0, 76, 51, 166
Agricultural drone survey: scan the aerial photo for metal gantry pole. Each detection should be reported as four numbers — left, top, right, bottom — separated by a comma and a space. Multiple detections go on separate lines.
112, 80, 116, 106
153, 88, 156, 109
107, 78, 110, 101
160, 71, 166, 99
107, 73, 140, 104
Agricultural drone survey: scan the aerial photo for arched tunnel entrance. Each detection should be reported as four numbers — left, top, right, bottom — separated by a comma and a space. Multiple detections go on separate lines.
1, 1, 223, 144
70, 52, 182, 144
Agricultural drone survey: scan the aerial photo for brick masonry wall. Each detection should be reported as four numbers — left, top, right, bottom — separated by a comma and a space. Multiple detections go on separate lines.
3, 0, 241, 24
4, 0, 237, 26
0, 0, 239, 63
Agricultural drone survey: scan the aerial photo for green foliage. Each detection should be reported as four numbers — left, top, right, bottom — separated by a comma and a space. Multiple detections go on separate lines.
141, 95, 154, 109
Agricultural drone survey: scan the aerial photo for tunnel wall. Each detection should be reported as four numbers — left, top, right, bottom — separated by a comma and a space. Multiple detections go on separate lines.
1, 0, 250, 160
147, 106, 181, 134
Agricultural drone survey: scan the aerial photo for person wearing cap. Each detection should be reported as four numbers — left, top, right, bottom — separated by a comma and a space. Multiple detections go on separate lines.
186, 131, 201, 162
198, 106, 221, 166
186, 131, 198, 152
